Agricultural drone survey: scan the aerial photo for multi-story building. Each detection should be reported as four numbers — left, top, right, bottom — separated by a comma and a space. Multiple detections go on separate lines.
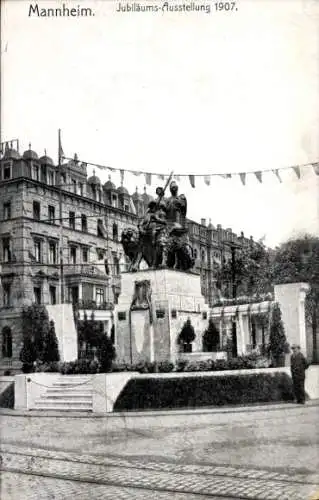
0, 141, 259, 370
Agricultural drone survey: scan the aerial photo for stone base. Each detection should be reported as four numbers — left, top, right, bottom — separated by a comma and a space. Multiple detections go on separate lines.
115, 269, 209, 364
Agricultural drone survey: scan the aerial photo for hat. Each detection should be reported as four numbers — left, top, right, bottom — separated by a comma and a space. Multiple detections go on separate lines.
291, 344, 300, 349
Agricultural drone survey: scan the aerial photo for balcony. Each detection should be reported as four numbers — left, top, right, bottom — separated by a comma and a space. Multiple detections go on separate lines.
64, 264, 108, 279
76, 299, 114, 311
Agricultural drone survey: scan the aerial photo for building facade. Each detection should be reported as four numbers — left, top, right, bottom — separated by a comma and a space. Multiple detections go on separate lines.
0, 142, 259, 370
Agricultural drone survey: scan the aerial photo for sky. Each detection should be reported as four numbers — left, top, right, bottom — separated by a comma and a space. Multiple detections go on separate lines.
1, 0, 319, 246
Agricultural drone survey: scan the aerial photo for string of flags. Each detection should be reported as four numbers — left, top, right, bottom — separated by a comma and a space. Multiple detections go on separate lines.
62, 154, 319, 188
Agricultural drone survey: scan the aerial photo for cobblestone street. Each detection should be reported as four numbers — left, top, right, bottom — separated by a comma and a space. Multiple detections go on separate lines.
1, 403, 319, 499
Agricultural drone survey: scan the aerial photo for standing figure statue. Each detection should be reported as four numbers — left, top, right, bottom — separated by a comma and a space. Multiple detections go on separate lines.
138, 199, 168, 268
165, 181, 187, 229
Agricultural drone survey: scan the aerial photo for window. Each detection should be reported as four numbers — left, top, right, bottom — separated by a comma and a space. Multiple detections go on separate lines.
40, 165, 47, 183
48, 171, 55, 185
69, 211, 75, 229
33, 286, 41, 304
97, 219, 107, 238
2, 238, 11, 262
171, 309, 177, 319
201, 249, 206, 262
2, 326, 12, 358
194, 249, 198, 259
81, 214, 87, 232
112, 223, 118, 241
48, 205, 55, 223
124, 203, 129, 212
112, 194, 117, 208
3, 284, 11, 306
72, 179, 77, 193
33, 164, 39, 181
61, 173, 66, 185
48, 241, 57, 264
49, 286, 57, 305
34, 240, 42, 263
96, 288, 105, 305
70, 246, 77, 264
79, 183, 83, 196
118, 312, 126, 321
33, 201, 40, 220
3, 201, 11, 220
156, 309, 166, 319
82, 248, 88, 263
113, 256, 120, 275
3, 162, 11, 180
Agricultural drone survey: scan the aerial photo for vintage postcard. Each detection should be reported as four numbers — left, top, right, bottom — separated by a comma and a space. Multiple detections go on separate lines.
1, 0, 318, 499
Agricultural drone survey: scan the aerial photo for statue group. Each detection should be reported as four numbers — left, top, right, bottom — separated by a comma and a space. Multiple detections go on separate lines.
121, 180, 195, 272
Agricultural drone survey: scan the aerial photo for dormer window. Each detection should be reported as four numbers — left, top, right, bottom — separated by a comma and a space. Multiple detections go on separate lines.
72, 179, 77, 193
40, 164, 47, 183
112, 194, 117, 208
48, 171, 55, 185
3, 162, 11, 180
33, 164, 39, 181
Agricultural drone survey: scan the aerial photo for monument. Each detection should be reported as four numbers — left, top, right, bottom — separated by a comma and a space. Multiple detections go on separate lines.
116, 178, 209, 364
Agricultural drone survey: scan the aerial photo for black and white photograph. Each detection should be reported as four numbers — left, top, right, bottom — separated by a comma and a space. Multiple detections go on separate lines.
0, 0, 319, 498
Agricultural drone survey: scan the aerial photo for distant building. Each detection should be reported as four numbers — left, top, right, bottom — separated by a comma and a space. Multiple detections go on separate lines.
0, 140, 259, 370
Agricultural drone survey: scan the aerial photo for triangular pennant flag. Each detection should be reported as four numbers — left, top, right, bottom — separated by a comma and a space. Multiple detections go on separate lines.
239, 173, 246, 185
145, 172, 152, 185
272, 169, 282, 183
219, 174, 232, 180
132, 170, 141, 176
189, 175, 195, 188
96, 164, 108, 171
204, 175, 211, 186
174, 174, 181, 182
120, 169, 124, 185
312, 162, 319, 175
254, 171, 262, 183
158, 174, 165, 180
292, 166, 301, 179
108, 166, 116, 172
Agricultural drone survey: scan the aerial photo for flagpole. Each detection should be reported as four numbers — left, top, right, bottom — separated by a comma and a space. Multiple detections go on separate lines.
58, 129, 65, 303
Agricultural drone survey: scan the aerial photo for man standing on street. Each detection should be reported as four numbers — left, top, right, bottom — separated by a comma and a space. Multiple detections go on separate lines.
290, 344, 308, 404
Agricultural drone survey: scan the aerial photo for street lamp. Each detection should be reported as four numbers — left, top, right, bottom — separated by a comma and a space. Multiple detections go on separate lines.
222, 240, 242, 299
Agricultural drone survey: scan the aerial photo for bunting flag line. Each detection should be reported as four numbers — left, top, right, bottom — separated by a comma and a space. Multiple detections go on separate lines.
292, 166, 301, 179
254, 171, 262, 183
61, 152, 318, 188
239, 173, 246, 186
272, 169, 282, 183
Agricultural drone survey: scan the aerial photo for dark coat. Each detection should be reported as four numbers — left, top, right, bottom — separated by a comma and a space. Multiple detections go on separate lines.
290, 352, 308, 379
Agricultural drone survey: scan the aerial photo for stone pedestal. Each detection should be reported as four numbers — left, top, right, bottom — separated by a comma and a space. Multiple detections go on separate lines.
274, 282, 310, 356
115, 269, 209, 364
46, 304, 78, 362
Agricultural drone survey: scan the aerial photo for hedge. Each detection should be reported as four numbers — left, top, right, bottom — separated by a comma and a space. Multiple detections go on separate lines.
0, 382, 14, 408
114, 372, 294, 411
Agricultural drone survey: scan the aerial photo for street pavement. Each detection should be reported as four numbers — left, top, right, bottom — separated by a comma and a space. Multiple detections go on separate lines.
1, 402, 319, 499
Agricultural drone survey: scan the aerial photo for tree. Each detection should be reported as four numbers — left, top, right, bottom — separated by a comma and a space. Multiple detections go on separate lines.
271, 236, 319, 362
19, 305, 52, 369
215, 241, 273, 298
97, 335, 116, 372
269, 303, 289, 366
42, 320, 60, 363
19, 336, 37, 373
178, 319, 196, 352
77, 312, 116, 369
202, 319, 220, 352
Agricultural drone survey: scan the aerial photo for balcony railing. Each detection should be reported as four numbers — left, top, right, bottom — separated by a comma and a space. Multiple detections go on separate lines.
76, 299, 114, 311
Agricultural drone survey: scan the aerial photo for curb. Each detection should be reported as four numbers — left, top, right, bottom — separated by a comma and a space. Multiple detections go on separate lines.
1, 399, 319, 418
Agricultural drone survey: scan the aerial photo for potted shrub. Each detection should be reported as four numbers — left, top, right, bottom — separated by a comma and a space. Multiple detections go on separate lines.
178, 319, 196, 353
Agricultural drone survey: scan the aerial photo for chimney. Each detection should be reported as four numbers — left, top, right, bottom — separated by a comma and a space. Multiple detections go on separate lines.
217, 224, 222, 230
201, 218, 206, 226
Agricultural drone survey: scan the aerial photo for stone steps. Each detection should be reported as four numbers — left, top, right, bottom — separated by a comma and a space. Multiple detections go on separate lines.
33, 376, 93, 412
